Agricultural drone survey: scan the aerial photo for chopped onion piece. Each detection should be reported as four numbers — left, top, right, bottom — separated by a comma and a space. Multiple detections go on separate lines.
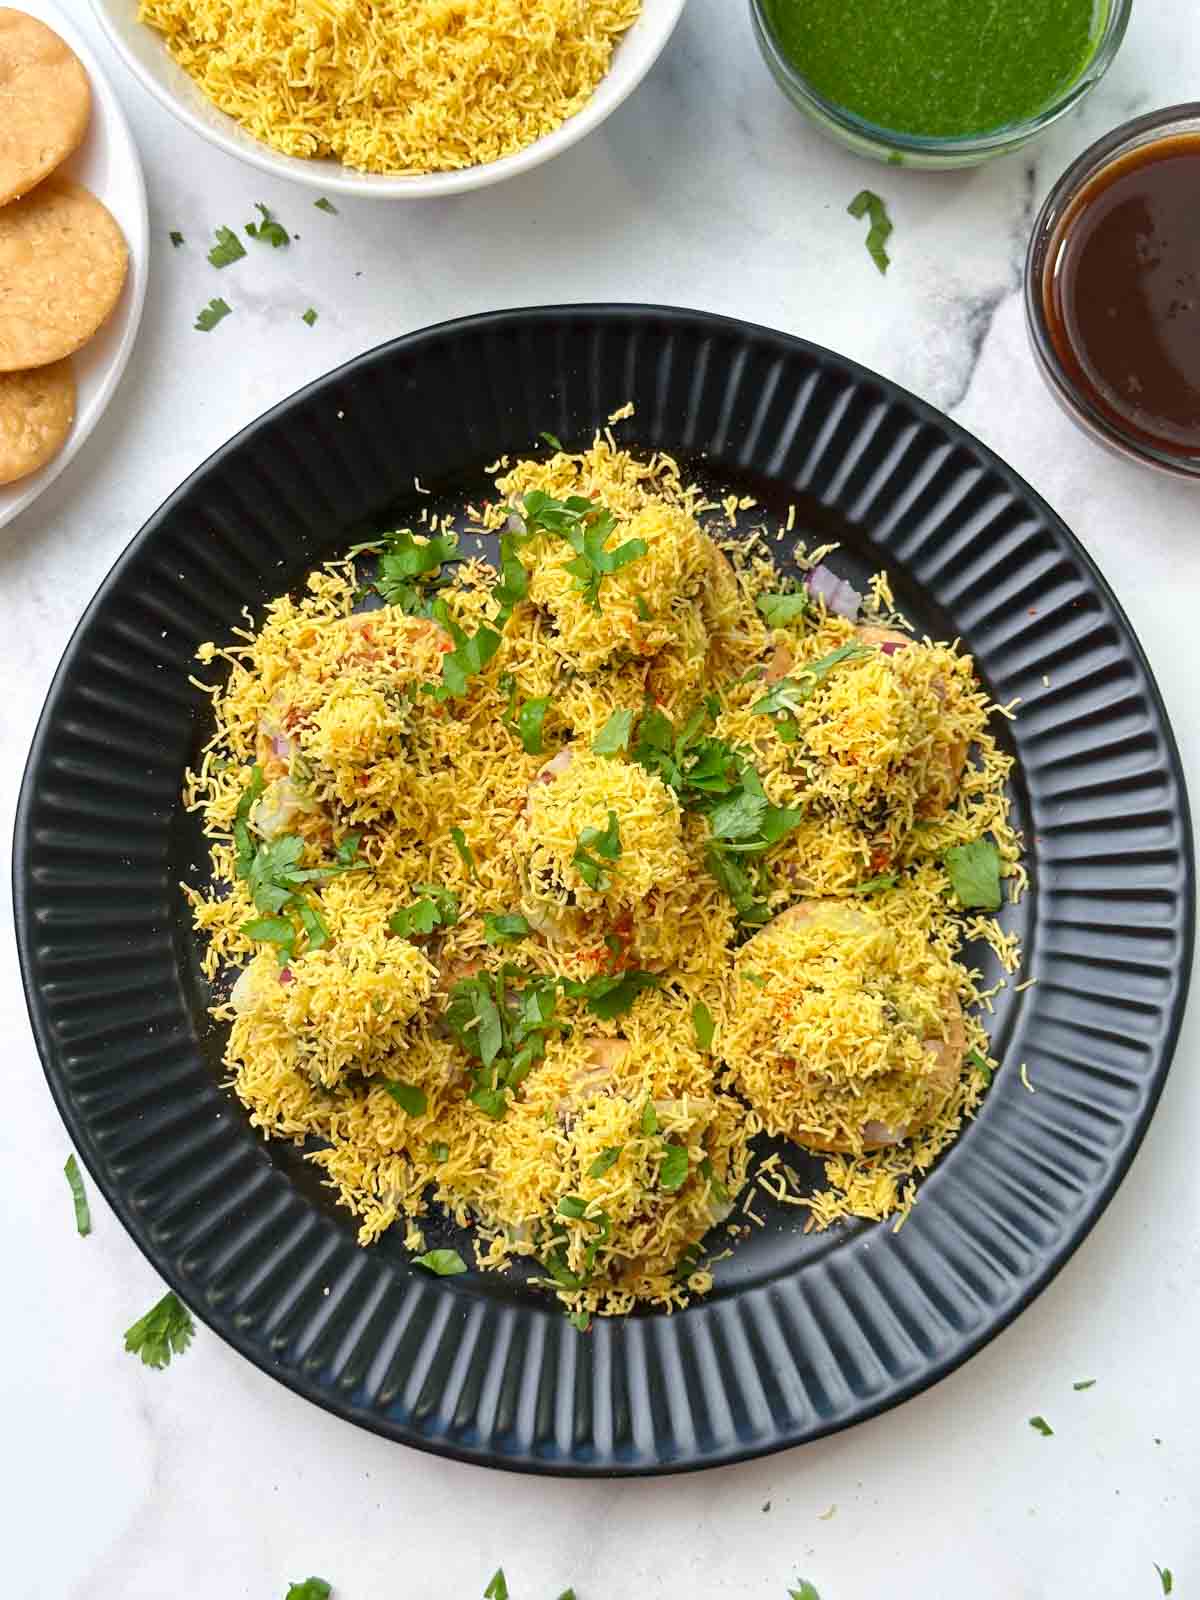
805, 563, 862, 621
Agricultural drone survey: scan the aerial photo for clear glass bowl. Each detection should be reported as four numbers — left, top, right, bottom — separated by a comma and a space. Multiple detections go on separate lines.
1025, 104, 1200, 479
748, 0, 1132, 169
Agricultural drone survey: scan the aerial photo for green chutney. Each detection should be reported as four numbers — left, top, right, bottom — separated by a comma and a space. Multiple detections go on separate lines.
765, 0, 1103, 139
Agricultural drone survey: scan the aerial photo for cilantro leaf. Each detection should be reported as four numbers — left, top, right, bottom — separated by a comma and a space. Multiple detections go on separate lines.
450, 827, 477, 880
1029, 1415, 1054, 1436
641, 1099, 658, 1135
194, 297, 232, 332
634, 595, 652, 621
752, 643, 872, 717
493, 533, 529, 625
659, 1142, 689, 1192
484, 912, 531, 945
1155, 1565, 1173, 1595
708, 788, 768, 842
430, 1141, 450, 1163
567, 1314, 590, 1335
64, 1153, 91, 1236
206, 225, 246, 268
558, 1195, 588, 1219
390, 884, 459, 939
241, 914, 297, 958
848, 187, 893, 275
965, 1047, 992, 1085
314, 197, 338, 214
245, 202, 289, 248
371, 529, 461, 613
430, 600, 501, 699
484, 1570, 508, 1600
285, 1581, 332, 1600
124, 1289, 195, 1370
588, 1146, 623, 1178
592, 707, 636, 755
854, 872, 898, 895
692, 1001, 715, 1052
516, 696, 550, 755
756, 590, 808, 626
518, 490, 646, 611
413, 1249, 468, 1277
233, 765, 265, 874
301, 307, 318, 327
1073, 1378, 1096, 1391
790, 1584, 822, 1600
573, 809, 622, 891
381, 1080, 427, 1116
705, 841, 770, 925
169, 229, 184, 247
562, 967, 659, 1021
944, 837, 1002, 911
539, 430, 564, 450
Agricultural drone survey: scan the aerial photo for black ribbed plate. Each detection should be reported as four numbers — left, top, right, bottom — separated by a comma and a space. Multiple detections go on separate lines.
15, 306, 1193, 1475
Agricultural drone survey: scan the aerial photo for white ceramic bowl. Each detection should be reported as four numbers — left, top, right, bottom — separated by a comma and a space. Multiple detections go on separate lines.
88, 0, 687, 198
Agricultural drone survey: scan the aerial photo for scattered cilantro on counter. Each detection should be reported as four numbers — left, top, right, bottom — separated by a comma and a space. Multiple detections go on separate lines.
848, 188, 893, 275
124, 1289, 195, 1370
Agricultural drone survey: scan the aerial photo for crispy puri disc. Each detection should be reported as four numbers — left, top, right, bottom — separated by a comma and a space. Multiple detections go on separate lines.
0, 177, 127, 371
0, 355, 74, 483
0, 9, 91, 206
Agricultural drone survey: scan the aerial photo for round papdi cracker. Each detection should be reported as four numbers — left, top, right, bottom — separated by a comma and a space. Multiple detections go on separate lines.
0, 177, 127, 371
0, 356, 74, 484
0, 9, 91, 206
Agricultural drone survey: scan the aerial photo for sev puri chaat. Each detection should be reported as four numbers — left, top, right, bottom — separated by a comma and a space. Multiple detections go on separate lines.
183, 420, 1024, 1323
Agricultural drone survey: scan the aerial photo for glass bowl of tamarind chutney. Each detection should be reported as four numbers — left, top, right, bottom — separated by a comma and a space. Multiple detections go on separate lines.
1026, 105, 1200, 478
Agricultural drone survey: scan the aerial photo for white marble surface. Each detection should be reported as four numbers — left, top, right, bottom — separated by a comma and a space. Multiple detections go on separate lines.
3, 3, 1199, 1596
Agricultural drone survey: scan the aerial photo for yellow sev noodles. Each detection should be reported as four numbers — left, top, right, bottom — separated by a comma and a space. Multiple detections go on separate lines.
139, 0, 641, 177
183, 431, 1023, 1318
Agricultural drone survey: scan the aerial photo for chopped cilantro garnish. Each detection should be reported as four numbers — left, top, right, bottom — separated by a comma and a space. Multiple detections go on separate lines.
752, 643, 872, 719
430, 1142, 450, 1164
381, 1080, 427, 1117
450, 827, 477, 879
567, 1314, 590, 1335
1028, 1415, 1054, 1436
389, 884, 459, 939
944, 837, 1002, 911
301, 307, 318, 327
518, 489, 646, 611
1155, 1565, 1173, 1594
756, 590, 808, 626
704, 842, 771, 926
194, 297, 232, 332
413, 1249, 468, 1277
588, 1146, 623, 1178
742, 970, 767, 988
562, 968, 659, 1021
516, 695, 550, 755
634, 595, 652, 622
364, 528, 461, 613
64, 1153, 91, 1236
558, 1195, 588, 1219
493, 534, 529, 625
965, 1047, 992, 1085
124, 1289, 195, 1369
245, 202, 289, 247
206, 225, 246, 268
692, 1001, 715, 1052
169, 229, 184, 247
592, 707, 636, 755
484, 912, 531, 944
285, 1580, 332, 1600
314, 197, 338, 214
641, 1099, 658, 1136
236, 822, 363, 962
848, 188, 893, 275
446, 970, 565, 1120
484, 1570, 508, 1600
572, 809, 622, 890
855, 872, 898, 895
1073, 1378, 1096, 1390
539, 430, 563, 450
658, 1143, 689, 1192
790, 1584, 822, 1600
430, 599, 502, 700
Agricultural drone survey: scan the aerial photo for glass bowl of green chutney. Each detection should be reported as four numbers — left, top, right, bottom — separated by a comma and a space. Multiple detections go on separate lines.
749, 0, 1132, 169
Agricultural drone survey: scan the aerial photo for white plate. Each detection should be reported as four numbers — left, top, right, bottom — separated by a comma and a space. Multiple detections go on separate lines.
88, 0, 687, 200
0, 0, 149, 532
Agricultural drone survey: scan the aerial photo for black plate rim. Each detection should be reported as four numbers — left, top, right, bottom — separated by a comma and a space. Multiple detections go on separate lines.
14, 303, 1195, 1476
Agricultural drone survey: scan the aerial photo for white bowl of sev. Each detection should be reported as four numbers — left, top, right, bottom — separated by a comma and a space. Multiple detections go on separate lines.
88, 0, 687, 198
